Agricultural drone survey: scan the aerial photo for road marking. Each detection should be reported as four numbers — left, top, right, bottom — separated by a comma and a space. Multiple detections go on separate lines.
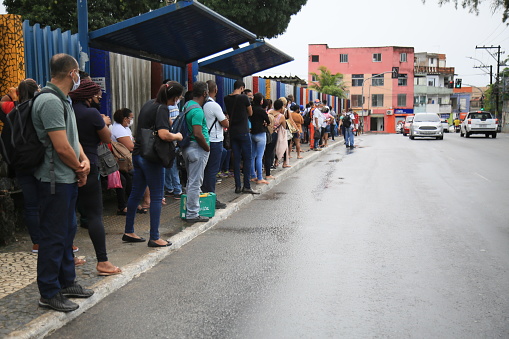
474, 172, 490, 182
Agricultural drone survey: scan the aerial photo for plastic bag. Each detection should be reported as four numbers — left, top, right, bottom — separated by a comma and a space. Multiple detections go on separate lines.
107, 171, 122, 189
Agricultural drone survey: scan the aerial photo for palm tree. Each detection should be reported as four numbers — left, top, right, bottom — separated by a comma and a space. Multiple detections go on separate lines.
309, 66, 347, 98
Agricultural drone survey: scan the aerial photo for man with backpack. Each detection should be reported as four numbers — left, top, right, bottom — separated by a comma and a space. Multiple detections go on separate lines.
202, 80, 229, 209
31, 54, 94, 312
343, 110, 355, 149
182, 81, 210, 222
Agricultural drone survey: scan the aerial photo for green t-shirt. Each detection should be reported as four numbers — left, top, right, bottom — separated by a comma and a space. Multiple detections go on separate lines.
185, 100, 209, 144
32, 83, 80, 184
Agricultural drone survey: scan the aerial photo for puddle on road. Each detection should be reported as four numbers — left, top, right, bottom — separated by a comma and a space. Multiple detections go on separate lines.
256, 191, 287, 201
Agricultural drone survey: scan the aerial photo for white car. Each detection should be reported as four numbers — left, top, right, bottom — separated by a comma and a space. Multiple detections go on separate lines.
460, 111, 498, 138
409, 113, 444, 140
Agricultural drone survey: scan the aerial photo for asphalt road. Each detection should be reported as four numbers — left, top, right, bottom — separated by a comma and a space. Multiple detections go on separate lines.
49, 132, 509, 338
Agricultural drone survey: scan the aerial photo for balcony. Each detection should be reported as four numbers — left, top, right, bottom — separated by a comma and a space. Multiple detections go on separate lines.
414, 66, 455, 75
414, 85, 453, 95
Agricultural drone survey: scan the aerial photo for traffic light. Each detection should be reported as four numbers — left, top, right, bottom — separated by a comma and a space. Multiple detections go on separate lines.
392, 67, 399, 79
455, 78, 462, 88
448, 81, 454, 88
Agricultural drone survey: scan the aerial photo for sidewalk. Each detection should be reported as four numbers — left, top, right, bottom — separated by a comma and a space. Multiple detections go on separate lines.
0, 137, 345, 338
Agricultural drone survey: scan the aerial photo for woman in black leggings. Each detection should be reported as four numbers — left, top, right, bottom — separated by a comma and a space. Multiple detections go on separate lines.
71, 80, 121, 276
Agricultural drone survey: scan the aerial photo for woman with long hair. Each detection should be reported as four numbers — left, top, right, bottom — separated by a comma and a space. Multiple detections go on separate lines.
122, 81, 183, 247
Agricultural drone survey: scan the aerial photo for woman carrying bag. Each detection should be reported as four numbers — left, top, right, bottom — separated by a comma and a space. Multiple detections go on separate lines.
122, 81, 183, 247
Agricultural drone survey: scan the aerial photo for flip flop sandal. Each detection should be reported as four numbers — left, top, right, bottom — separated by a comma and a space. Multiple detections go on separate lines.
97, 267, 122, 276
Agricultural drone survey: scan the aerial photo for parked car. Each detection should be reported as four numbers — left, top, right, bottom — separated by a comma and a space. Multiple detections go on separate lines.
441, 119, 449, 132
409, 113, 444, 140
460, 111, 498, 138
402, 115, 414, 136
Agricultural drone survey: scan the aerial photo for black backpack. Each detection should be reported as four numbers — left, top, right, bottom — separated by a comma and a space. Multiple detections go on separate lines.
343, 114, 352, 128
171, 102, 201, 150
303, 108, 313, 126
0, 89, 66, 176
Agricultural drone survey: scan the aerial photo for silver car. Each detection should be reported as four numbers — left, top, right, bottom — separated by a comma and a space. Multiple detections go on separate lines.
409, 113, 444, 140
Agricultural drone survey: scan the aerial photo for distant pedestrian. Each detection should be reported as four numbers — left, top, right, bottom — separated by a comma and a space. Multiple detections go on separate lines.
343, 111, 355, 149
249, 93, 270, 184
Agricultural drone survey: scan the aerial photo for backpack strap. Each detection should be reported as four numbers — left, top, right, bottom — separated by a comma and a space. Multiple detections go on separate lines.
37, 89, 68, 194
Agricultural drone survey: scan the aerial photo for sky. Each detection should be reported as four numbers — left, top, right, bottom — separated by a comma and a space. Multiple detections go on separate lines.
255, 0, 509, 88
1, 0, 507, 88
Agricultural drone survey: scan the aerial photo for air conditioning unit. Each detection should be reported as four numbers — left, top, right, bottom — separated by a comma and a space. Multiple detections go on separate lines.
386, 110, 393, 115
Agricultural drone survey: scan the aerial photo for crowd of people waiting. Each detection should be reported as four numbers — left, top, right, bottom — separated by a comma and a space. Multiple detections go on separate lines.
0, 53, 357, 312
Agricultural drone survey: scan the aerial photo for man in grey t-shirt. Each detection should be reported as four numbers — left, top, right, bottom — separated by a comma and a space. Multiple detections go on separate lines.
32, 54, 93, 312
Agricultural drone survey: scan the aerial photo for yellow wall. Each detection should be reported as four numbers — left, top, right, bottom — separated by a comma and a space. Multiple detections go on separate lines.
0, 14, 25, 96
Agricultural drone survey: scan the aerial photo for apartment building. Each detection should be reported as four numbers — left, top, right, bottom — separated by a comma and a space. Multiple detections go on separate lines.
413, 52, 455, 120
308, 45, 414, 133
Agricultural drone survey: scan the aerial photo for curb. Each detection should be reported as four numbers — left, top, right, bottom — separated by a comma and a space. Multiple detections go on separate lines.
7, 141, 341, 339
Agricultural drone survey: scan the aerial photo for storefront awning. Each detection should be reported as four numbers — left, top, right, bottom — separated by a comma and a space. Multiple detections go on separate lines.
198, 41, 294, 79
88, 1, 257, 67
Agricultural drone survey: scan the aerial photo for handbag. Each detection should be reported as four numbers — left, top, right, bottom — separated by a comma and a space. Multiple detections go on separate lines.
107, 170, 122, 189
286, 119, 298, 134
264, 126, 272, 144
139, 105, 176, 168
109, 142, 133, 172
97, 143, 119, 177
223, 129, 231, 150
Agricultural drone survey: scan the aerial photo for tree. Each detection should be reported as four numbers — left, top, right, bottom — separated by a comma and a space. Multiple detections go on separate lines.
309, 66, 347, 98
3, 0, 165, 33
424, 0, 509, 23
482, 56, 509, 114
192, 0, 308, 38
3, 0, 307, 38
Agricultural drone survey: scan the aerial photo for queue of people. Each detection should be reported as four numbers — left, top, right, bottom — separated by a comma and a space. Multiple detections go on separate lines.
0, 53, 353, 312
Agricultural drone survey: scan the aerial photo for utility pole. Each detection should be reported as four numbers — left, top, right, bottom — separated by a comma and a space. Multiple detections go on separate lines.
473, 65, 493, 85
476, 45, 502, 119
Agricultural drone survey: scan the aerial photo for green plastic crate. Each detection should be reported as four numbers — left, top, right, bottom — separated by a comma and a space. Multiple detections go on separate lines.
180, 192, 216, 219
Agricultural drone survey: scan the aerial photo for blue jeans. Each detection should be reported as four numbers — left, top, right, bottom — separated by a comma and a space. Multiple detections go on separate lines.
37, 181, 78, 299
202, 141, 223, 193
164, 162, 182, 194
125, 155, 164, 240
220, 148, 231, 172
183, 142, 209, 218
345, 126, 355, 146
250, 132, 266, 180
231, 133, 253, 189
16, 173, 40, 245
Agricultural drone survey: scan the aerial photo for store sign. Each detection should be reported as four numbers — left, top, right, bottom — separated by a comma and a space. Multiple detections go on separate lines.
394, 109, 414, 114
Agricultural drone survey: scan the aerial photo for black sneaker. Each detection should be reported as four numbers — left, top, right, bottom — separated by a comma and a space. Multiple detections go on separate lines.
242, 187, 260, 194
215, 200, 227, 209
60, 283, 94, 298
235, 187, 242, 194
39, 292, 79, 312
186, 216, 209, 223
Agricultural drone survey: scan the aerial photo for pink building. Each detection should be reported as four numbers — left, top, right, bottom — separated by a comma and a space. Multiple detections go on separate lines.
308, 45, 414, 133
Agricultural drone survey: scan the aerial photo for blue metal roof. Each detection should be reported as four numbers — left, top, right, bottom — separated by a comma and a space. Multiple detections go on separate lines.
198, 41, 294, 79
88, 1, 257, 67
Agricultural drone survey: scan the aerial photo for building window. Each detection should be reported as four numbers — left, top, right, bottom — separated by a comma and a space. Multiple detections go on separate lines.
372, 94, 384, 107
340, 54, 348, 63
414, 96, 426, 106
398, 74, 408, 86
397, 94, 407, 107
373, 53, 382, 62
311, 74, 318, 82
352, 74, 364, 87
428, 78, 436, 87
311, 55, 319, 62
430, 58, 435, 65
372, 74, 384, 86
351, 95, 364, 107
400, 53, 407, 62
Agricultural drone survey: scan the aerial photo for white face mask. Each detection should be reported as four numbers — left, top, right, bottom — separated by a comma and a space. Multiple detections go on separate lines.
175, 99, 180, 106
128, 119, 133, 127
71, 71, 80, 92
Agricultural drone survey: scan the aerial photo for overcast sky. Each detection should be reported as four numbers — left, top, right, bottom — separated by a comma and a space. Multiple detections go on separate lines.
1, 0, 507, 87
256, 0, 509, 88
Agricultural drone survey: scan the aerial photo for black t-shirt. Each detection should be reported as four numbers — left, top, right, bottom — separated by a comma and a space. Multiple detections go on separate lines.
73, 101, 105, 165
249, 104, 270, 134
224, 94, 251, 135
133, 99, 170, 156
